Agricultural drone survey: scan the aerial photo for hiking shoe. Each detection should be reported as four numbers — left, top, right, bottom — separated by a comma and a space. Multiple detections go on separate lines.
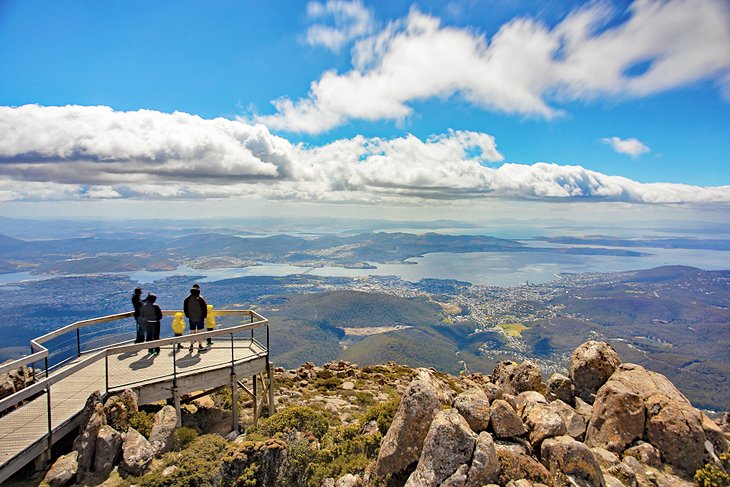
189, 344, 194, 352
198, 344, 204, 351
177, 343, 183, 350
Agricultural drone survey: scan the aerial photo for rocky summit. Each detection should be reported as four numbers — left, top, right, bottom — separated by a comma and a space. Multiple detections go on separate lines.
32, 341, 730, 487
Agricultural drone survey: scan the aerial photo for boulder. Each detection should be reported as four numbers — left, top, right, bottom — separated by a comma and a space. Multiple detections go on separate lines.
44, 450, 79, 487
73, 398, 106, 473
482, 382, 504, 403
149, 405, 177, 456
541, 435, 605, 487
453, 387, 491, 433
441, 464, 469, 487
104, 389, 138, 432
623, 442, 661, 468
548, 399, 587, 440
495, 443, 552, 485
585, 380, 644, 453
465, 432, 500, 487
405, 409, 477, 487
523, 403, 567, 448
120, 427, 154, 475
569, 341, 621, 404
94, 425, 122, 477
701, 412, 729, 456
376, 369, 446, 476
492, 361, 542, 396
516, 391, 548, 417
490, 399, 527, 438
335, 473, 363, 487
546, 373, 574, 406
608, 363, 706, 474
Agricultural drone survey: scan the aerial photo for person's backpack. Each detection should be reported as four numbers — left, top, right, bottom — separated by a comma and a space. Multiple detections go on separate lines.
140, 302, 159, 323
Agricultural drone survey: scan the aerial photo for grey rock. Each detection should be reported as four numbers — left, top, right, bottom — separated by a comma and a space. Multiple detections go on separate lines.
701, 412, 729, 457
495, 443, 552, 485
94, 425, 122, 477
335, 473, 362, 487
120, 427, 154, 475
74, 397, 106, 473
441, 464, 469, 487
541, 435, 605, 487
516, 391, 548, 417
549, 399, 587, 440
490, 399, 527, 438
376, 369, 446, 476
569, 341, 621, 404
465, 432, 500, 487
623, 442, 661, 468
149, 405, 177, 457
492, 361, 543, 396
523, 403, 567, 448
546, 373, 574, 406
454, 387, 491, 433
585, 380, 644, 453
44, 450, 79, 487
405, 408, 477, 487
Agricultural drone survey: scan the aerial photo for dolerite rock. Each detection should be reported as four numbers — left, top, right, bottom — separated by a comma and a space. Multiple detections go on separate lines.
220, 438, 287, 486
104, 389, 138, 432
495, 443, 552, 485
516, 391, 548, 417
490, 399, 527, 438
453, 387, 491, 433
585, 381, 645, 453
73, 397, 106, 473
120, 427, 154, 475
376, 369, 445, 476
602, 363, 706, 474
492, 361, 542, 396
546, 373, 574, 406
623, 442, 661, 468
548, 399, 587, 440
149, 405, 177, 456
441, 464, 469, 487
335, 473, 363, 487
44, 450, 79, 487
701, 412, 729, 456
569, 341, 621, 404
405, 409, 477, 487
93, 425, 122, 477
541, 435, 605, 487
465, 432, 500, 487
522, 403, 567, 448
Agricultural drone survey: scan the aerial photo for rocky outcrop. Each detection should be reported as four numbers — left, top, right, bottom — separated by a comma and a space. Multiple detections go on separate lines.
490, 399, 527, 438
149, 404, 177, 456
495, 442, 552, 485
94, 425, 122, 476
522, 402, 567, 448
44, 450, 79, 487
103, 388, 138, 432
569, 341, 621, 404
220, 437, 287, 486
0, 363, 34, 399
453, 387, 491, 433
541, 435, 604, 487
585, 380, 645, 453
120, 427, 154, 475
375, 369, 446, 476
405, 409, 477, 487
465, 431, 500, 487
492, 361, 542, 396
546, 373, 574, 406
73, 392, 106, 474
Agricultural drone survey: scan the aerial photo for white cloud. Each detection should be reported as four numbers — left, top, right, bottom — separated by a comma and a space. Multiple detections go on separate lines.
305, 0, 374, 51
602, 136, 651, 158
258, 0, 730, 133
1, 105, 729, 205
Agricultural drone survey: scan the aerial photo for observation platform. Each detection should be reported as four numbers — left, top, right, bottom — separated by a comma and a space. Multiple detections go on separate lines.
0, 309, 272, 483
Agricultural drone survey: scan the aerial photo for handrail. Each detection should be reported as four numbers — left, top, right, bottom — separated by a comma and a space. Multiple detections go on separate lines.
0, 309, 268, 415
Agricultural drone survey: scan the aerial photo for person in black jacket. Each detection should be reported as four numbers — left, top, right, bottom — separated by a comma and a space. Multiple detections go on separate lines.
184, 285, 207, 352
140, 293, 162, 355
131, 287, 147, 343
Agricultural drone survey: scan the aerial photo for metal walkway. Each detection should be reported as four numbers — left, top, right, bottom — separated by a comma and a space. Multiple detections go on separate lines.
0, 309, 272, 483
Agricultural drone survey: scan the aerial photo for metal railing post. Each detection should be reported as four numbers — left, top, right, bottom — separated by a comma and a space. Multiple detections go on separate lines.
173, 343, 177, 384
76, 328, 81, 357
46, 385, 52, 449
44, 357, 49, 379
105, 353, 109, 395
230, 333, 235, 366
266, 323, 269, 352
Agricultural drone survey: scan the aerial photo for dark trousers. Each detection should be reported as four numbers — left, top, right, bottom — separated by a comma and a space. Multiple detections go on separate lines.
146, 321, 160, 353
135, 316, 146, 343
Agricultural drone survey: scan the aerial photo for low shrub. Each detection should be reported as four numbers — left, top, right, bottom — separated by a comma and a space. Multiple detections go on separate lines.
361, 396, 400, 435
173, 426, 199, 451
694, 449, 730, 487
128, 410, 155, 438
254, 404, 336, 440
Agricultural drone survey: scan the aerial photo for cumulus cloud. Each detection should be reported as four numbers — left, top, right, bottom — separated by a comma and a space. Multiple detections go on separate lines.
602, 136, 650, 158
1, 104, 729, 205
305, 0, 374, 51
258, 0, 730, 133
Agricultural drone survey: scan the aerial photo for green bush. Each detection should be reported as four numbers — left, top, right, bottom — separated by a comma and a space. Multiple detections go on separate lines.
254, 404, 336, 440
695, 450, 730, 487
361, 396, 400, 435
173, 426, 199, 451
128, 410, 155, 438
313, 376, 342, 391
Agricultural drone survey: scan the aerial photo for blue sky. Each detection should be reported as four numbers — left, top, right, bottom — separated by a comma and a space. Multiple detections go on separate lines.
0, 0, 729, 221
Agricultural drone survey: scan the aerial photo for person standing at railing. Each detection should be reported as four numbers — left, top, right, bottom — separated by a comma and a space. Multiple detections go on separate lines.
131, 287, 147, 344
184, 284, 207, 352
140, 293, 162, 355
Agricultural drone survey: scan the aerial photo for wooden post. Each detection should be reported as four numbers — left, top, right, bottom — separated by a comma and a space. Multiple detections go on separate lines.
172, 387, 182, 427
267, 361, 275, 416
231, 373, 239, 434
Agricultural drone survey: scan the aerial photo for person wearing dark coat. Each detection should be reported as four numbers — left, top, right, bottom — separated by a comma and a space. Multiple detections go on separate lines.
140, 293, 162, 355
184, 286, 207, 351
132, 287, 147, 343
